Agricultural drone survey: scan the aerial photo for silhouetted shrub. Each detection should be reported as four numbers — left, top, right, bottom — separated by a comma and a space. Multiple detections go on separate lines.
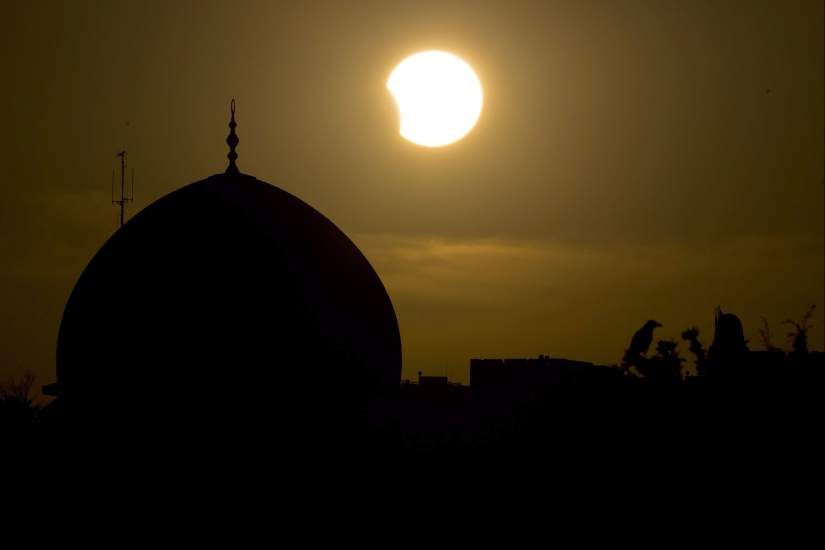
681, 327, 706, 376
784, 304, 815, 355
0, 370, 40, 427
758, 317, 781, 353
637, 339, 684, 382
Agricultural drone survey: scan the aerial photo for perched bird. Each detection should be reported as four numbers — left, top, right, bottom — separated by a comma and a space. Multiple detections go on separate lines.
623, 320, 662, 365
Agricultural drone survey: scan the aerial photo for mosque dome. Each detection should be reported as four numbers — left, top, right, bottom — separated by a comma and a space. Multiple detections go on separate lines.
55, 103, 401, 438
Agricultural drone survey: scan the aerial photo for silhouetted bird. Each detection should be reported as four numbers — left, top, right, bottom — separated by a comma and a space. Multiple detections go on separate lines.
623, 320, 662, 368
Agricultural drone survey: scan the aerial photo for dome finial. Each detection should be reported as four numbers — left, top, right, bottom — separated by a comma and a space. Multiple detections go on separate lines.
226, 99, 239, 174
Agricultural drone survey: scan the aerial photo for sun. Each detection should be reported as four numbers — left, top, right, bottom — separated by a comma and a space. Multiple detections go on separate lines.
387, 51, 483, 147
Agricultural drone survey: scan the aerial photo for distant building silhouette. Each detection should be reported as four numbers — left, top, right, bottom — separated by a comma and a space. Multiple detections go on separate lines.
418, 375, 450, 387
470, 355, 599, 389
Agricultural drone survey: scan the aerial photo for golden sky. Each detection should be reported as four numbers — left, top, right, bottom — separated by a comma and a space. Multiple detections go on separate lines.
1, 0, 822, 386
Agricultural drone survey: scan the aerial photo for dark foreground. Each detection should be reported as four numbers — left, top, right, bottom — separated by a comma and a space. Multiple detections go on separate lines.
6, 352, 822, 471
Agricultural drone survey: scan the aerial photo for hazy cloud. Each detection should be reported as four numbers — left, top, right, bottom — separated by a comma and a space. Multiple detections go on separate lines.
355, 232, 824, 382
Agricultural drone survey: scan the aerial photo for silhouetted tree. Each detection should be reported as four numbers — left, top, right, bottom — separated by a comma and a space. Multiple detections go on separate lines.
707, 307, 748, 378
783, 304, 815, 356
0, 370, 37, 401
0, 370, 40, 427
681, 327, 706, 376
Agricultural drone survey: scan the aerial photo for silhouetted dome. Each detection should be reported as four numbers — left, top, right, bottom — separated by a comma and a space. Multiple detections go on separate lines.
56, 171, 401, 438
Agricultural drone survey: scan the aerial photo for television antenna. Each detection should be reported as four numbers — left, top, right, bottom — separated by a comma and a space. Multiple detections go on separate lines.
112, 150, 134, 228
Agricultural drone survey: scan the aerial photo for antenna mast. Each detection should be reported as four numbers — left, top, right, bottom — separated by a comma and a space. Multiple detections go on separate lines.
112, 150, 134, 228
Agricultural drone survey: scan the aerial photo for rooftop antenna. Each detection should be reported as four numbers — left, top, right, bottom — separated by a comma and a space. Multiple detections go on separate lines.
112, 150, 134, 228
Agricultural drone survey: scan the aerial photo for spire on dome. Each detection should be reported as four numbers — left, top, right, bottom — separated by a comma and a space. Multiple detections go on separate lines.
226, 99, 239, 174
